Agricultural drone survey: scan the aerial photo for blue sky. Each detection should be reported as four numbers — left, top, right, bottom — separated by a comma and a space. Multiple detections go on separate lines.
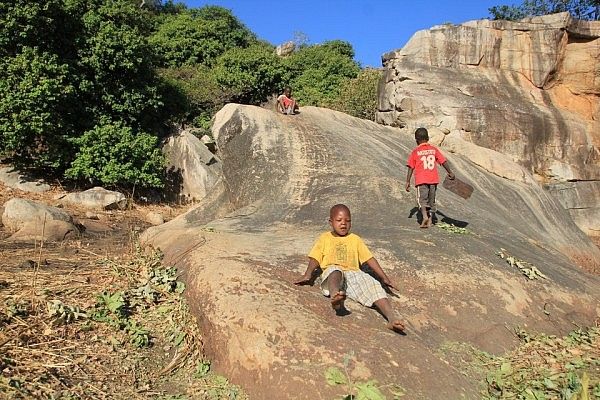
182, 0, 502, 67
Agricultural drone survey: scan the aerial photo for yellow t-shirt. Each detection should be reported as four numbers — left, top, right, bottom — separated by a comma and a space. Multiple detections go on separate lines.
308, 232, 373, 272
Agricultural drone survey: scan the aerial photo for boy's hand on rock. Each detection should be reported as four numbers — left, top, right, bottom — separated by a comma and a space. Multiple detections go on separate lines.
405, 182, 411, 192
382, 278, 398, 291
294, 275, 312, 286
448, 172, 455, 180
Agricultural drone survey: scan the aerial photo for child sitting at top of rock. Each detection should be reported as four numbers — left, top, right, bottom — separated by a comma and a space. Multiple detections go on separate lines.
405, 127, 455, 228
276, 86, 299, 115
294, 204, 405, 333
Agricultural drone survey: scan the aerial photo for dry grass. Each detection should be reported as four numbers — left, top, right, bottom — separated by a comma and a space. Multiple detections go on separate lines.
0, 183, 245, 399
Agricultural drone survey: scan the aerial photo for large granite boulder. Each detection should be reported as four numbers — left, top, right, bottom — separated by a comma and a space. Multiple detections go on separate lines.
2, 198, 73, 232
142, 104, 600, 400
376, 13, 600, 235
162, 130, 222, 203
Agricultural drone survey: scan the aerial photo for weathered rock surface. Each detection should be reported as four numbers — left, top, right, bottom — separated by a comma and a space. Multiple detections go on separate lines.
2, 198, 73, 232
0, 166, 50, 193
276, 40, 295, 57
59, 187, 126, 210
376, 13, 600, 234
545, 181, 600, 236
143, 104, 600, 400
9, 220, 80, 242
145, 211, 164, 226
162, 130, 222, 203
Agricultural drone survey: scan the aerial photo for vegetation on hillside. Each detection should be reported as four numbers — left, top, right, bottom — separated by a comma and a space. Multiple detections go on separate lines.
0, 0, 380, 191
489, 0, 600, 20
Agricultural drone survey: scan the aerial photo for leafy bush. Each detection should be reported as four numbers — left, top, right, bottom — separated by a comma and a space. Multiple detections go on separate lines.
0, 47, 75, 168
149, 6, 256, 68
283, 40, 360, 106
66, 122, 165, 188
328, 68, 382, 121
214, 42, 286, 104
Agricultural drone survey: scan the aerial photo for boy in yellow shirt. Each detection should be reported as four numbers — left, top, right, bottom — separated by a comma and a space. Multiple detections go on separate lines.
295, 204, 405, 333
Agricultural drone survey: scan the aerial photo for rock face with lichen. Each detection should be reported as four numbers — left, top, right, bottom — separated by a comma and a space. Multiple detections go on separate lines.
376, 12, 600, 237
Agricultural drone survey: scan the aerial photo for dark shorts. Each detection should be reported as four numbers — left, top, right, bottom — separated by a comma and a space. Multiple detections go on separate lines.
416, 184, 437, 212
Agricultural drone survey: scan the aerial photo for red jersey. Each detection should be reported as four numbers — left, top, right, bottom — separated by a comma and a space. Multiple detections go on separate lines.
407, 143, 447, 185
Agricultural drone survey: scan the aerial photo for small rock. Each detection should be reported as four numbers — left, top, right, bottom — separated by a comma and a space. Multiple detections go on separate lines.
60, 187, 127, 210
200, 135, 214, 145
275, 41, 295, 57
145, 211, 164, 226
85, 211, 100, 220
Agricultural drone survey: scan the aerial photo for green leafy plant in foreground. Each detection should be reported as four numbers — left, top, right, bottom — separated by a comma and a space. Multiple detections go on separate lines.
46, 300, 87, 326
482, 327, 600, 399
325, 352, 405, 399
436, 221, 470, 234
496, 248, 548, 280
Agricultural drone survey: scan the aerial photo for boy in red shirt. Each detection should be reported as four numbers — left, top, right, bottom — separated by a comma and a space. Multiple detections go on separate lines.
405, 128, 455, 228
277, 86, 299, 115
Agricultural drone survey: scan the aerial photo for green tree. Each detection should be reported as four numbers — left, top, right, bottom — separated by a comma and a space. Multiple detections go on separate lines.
0, 48, 75, 169
0, 0, 174, 188
158, 65, 230, 133
489, 0, 600, 20
328, 69, 383, 121
213, 42, 286, 105
149, 6, 256, 67
283, 40, 360, 106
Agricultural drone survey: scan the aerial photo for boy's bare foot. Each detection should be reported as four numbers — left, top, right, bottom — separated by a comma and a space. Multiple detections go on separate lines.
331, 291, 346, 311
420, 218, 430, 228
386, 319, 406, 333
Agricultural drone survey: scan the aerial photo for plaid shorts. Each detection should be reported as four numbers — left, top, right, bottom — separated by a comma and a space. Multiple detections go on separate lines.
319, 266, 387, 307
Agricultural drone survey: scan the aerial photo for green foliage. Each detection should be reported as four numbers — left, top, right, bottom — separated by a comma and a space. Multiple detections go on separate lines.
436, 221, 470, 234
496, 248, 548, 280
325, 352, 403, 400
149, 6, 256, 67
0, 0, 175, 188
473, 327, 600, 399
214, 42, 286, 104
489, 0, 600, 20
66, 122, 165, 188
284, 40, 360, 106
328, 68, 382, 120
46, 300, 87, 326
159, 65, 231, 129
0, 47, 74, 168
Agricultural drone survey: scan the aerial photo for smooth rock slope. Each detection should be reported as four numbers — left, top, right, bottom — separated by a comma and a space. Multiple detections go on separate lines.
143, 104, 600, 399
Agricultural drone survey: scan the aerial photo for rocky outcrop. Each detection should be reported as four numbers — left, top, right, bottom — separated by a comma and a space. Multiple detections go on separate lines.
376, 13, 600, 235
143, 104, 600, 400
162, 130, 222, 203
276, 41, 295, 57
